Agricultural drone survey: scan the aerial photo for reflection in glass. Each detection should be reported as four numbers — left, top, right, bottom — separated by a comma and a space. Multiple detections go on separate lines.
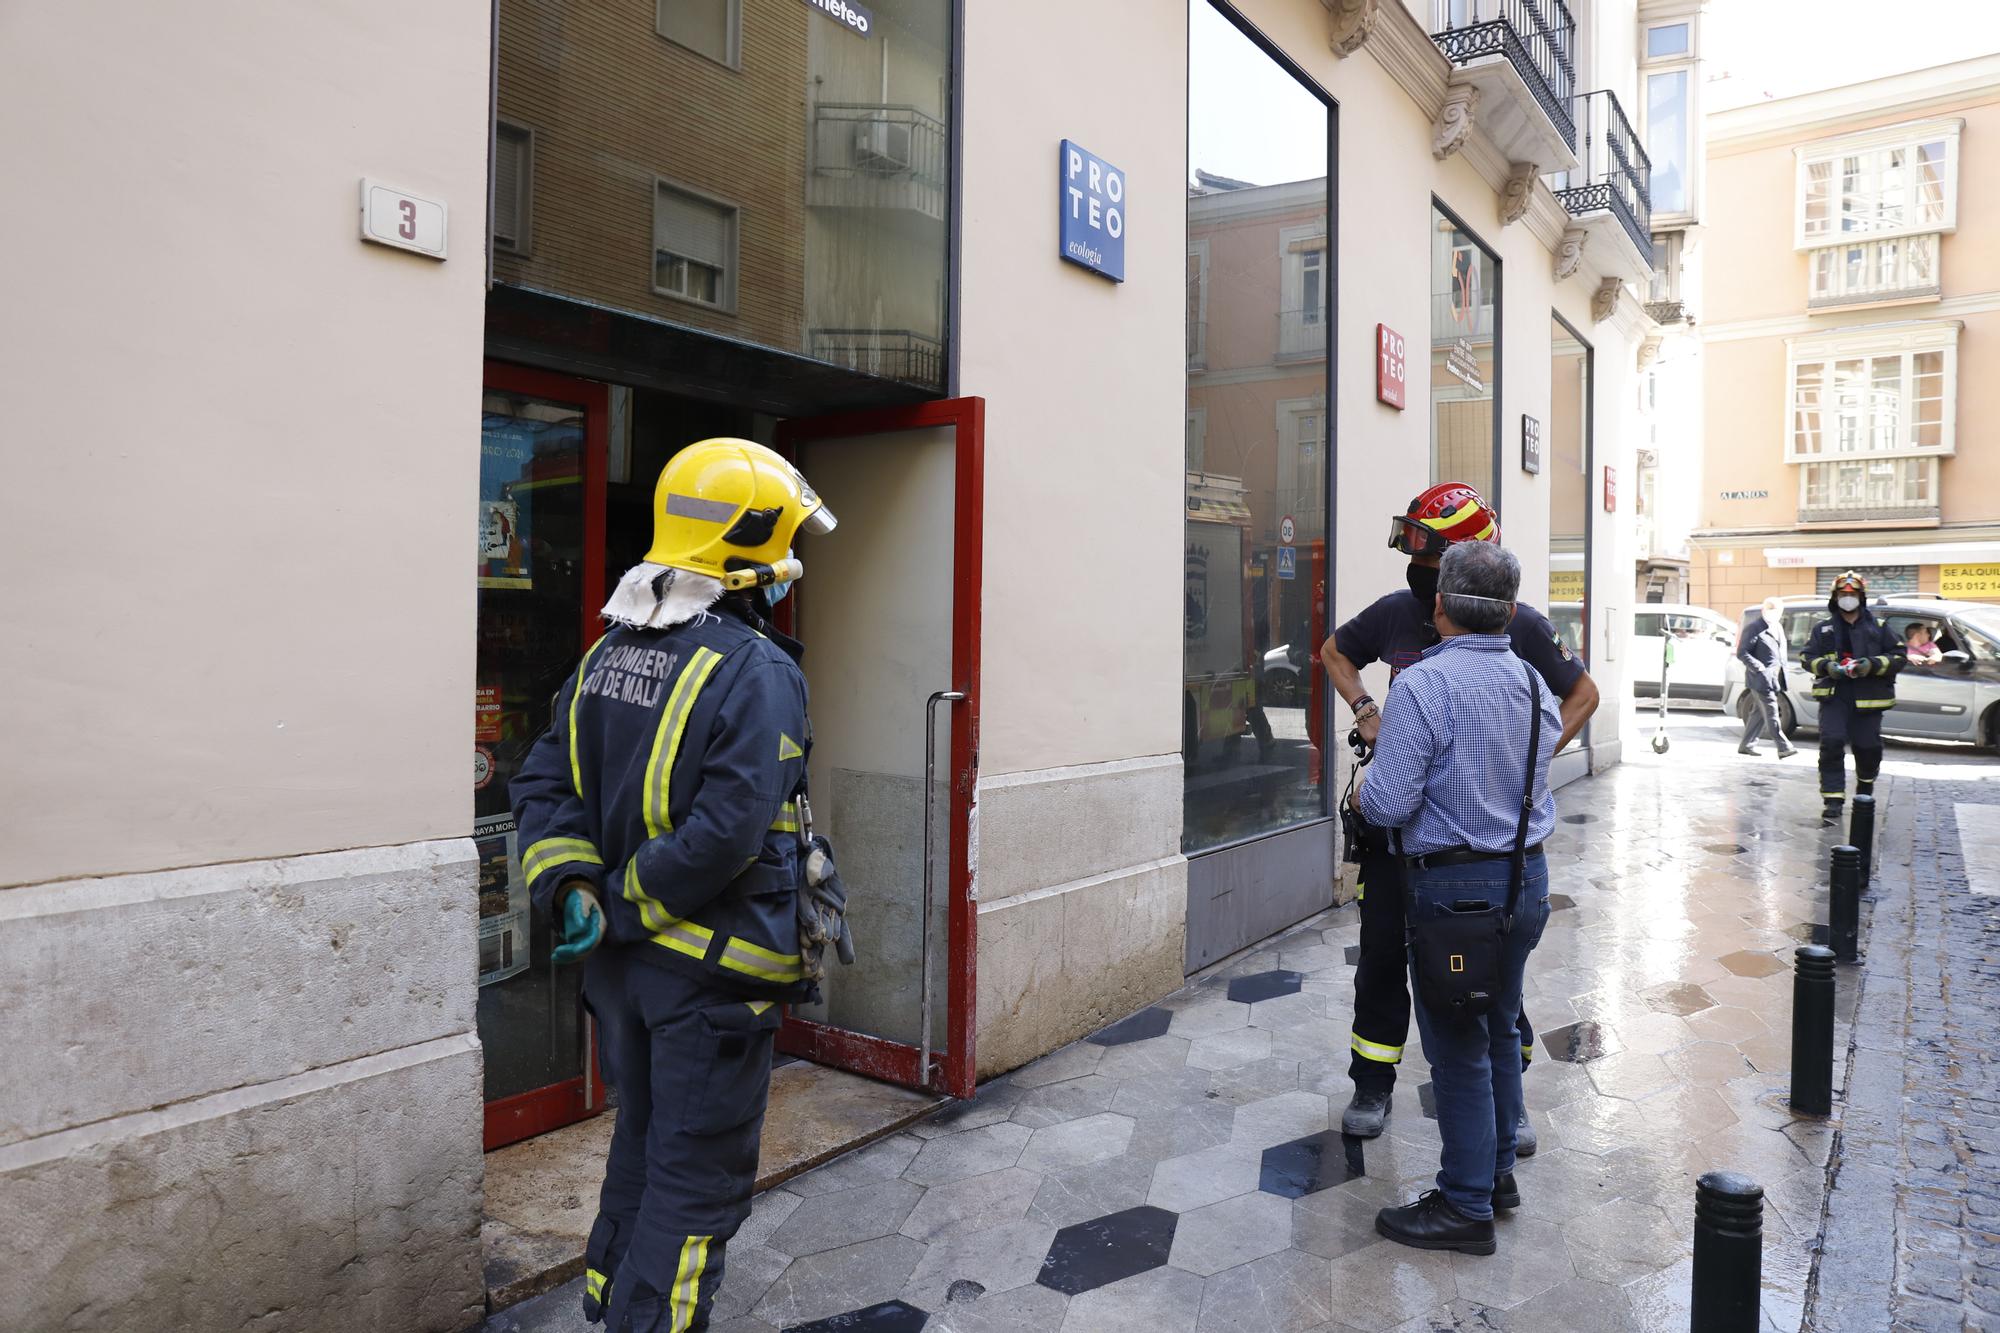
1548, 317, 1590, 675
1647, 69, 1689, 214
1431, 209, 1498, 496
476, 389, 591, 1102
494, 0, 951, 391
1184, 1, 1331, 854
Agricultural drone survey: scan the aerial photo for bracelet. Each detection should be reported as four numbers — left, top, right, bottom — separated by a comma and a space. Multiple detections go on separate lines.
1352, 702, 1380, 722
1352, 694, 1375, 712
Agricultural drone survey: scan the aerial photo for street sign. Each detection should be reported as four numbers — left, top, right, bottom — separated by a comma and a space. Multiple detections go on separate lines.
1376, 324, 1407, 409
1279, 515, 1296, 545
1604, 466, 1618, 512
1521, 415, 1541, 474
1277, 546, 1297, 580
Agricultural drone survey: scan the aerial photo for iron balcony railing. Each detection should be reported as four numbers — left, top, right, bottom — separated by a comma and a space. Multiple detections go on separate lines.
1551, 89, 1652, 257
808, 328, 946, 391
1276, 308, 1327, 362
1430, 0, 1577, 152
810, 102, 949, 218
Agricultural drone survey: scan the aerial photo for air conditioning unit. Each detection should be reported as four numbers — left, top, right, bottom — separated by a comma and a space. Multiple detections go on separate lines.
853, 119, 913, 173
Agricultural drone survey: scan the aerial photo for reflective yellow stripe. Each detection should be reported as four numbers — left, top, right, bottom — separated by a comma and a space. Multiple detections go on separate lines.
671, 1235, 712, 1332
719, 937, 803, 984
1821, 791, 1845, 799
568, 637, 611, 799
747, 1000, 774, 1016
585, 1268, 606, 1301
644, 644, 724, 832
770, 800, 799, 834
1355, 879, 1365, 902
522, 837, 603, 887
625, 862, 716, 958
1350, 1033, 1403, 1064
1856, 698, 1895, 710
644, 647, 724, 838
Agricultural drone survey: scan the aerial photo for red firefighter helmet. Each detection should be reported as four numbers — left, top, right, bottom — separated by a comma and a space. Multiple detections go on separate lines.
1389, 482, 1501, 557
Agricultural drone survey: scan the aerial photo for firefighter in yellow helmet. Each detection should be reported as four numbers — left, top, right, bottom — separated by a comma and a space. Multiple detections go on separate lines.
512, 438, 847, 1332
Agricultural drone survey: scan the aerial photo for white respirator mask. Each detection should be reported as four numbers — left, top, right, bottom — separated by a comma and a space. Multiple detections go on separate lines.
1836, 595, 1861, 613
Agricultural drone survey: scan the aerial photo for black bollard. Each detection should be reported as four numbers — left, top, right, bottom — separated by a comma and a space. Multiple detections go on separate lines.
1691, 1171, 1764, 1332
1789, 945, 1835, 1117
1849, 794, 1876, 893
1829, 846, 1862, 963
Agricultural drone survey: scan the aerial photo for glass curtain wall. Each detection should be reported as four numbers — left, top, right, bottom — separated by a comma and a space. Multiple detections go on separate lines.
1184, 1, 1332, 853
1548, 315, 1591, 687
1430, 207, 1499, 498
493, 0, 952, 391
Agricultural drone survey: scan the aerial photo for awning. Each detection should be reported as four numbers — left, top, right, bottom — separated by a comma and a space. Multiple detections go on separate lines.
1763, 540, 2000, 569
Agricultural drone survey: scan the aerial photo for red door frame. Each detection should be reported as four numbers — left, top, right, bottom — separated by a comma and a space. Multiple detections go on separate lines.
480, 359, 611, 1150
772, 398, 984, 1100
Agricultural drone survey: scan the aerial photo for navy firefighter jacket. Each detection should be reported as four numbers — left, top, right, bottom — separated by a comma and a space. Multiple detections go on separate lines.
1800, 593, 1903, 710
510, 604, 813, 999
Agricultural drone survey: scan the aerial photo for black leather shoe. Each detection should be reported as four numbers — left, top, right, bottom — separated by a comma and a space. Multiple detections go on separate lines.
1738, 744, 1760, 755
1822, 800, 1844, 824
1375, 1190, 1496, 1255
1342, 1086, 1392, 1138
1492, 1171, 1520, 1212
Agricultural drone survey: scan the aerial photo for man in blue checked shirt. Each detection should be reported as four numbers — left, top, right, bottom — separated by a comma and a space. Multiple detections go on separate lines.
1354, 540, 1561, 1256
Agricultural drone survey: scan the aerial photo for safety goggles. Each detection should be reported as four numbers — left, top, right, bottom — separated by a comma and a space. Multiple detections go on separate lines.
797, 480, 838, 536
1388, 514, 1451, 558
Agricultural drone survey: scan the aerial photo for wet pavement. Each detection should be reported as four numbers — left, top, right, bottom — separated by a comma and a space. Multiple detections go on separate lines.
486, 710, 1996, 1332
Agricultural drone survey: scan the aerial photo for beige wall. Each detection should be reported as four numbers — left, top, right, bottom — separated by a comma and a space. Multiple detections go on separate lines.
0, 0, 493, 887
958, 0, 1188, 779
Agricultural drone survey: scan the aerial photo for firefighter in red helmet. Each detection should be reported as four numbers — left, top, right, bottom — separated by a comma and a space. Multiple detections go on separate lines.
1318, 483, 1599, 1150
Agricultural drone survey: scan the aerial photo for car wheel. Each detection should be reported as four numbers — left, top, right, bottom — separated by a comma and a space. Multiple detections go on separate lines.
1262, 671, 1299, 709
1778, 695, 1799, 739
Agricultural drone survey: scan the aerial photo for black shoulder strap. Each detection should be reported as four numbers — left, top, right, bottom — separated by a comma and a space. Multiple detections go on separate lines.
1507, 663, 1543, 923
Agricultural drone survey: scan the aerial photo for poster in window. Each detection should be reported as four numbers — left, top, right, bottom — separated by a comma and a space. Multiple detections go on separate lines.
474, 816, 531, 986
479, 425, 536, 589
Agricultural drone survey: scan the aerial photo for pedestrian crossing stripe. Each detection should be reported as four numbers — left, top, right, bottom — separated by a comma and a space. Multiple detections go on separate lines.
779, 733, 804, 761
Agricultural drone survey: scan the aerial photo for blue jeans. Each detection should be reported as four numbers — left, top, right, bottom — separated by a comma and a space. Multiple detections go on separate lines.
1406, 852, 1551, 1220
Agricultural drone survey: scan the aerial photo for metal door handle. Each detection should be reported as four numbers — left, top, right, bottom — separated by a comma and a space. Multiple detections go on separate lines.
920, 689, 967, 1087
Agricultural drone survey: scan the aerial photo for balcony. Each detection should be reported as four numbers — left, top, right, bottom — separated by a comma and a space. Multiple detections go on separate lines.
1550, 90, 1654, 285
808, 328, 946, 392
808, 103, 948, 223
1276, 308, 1328, 363
1797, 458, 1941, 526
1429, 0, 1580, 172
1807, 234, 1942, 311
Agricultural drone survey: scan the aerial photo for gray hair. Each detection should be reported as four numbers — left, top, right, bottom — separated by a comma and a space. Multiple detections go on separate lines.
1438, 542, 1521, 633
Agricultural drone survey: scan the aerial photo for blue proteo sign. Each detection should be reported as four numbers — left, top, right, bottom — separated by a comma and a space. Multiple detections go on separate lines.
1277, 546, 1297, 581
1059, 140, 1125, 282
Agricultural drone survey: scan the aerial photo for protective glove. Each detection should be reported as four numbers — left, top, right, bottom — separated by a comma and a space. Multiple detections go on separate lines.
551, 882, 605, 965
796, 835, 856, 981
1841, 658, 1868, 679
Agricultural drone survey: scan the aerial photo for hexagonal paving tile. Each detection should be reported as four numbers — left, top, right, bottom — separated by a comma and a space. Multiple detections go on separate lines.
1547, 892, 1577, 911
1225, 969, 1304, 1004
1185, 1027, 1272, 1071
1167, 1189, 1292, 1277
1036, 1205, 1178, 1296
1717, 949, 1787, 979
1343, 944, 1362, 966
783, 1298, 931, 1332
1539, 1020, 1622, 1063
1148, 1145, 1262, 1213
1257, 1130, 1363, 1198
1641, 982, 1716, 1017
1704, 842, 1748, 855
1415, 1082, 1439, 1120
1017, 1112, 1135, 1173
769, 1179, 925, 1257
1089, 1007, 1175, 1047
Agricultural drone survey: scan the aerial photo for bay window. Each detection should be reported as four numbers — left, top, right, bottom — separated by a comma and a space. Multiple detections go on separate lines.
1787, 324, 1954, 521
1796, 119, 1959, 309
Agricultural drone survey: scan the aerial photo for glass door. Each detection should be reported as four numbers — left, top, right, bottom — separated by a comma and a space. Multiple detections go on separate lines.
477, 361, 608, 1149
773, 399, 983, 1099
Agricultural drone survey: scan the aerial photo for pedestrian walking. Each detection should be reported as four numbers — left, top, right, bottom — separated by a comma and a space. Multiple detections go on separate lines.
1736, 596, 1797, 758
1318, 482, 1596, 1150
512, 439, 846, 1333
1802, 570, 1904, 824
1352, 541, 1560, 1257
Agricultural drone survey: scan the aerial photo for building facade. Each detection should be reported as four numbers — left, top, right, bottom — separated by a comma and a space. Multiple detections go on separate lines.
2, 0, 1661, 1325
1691, 55, 2000, 615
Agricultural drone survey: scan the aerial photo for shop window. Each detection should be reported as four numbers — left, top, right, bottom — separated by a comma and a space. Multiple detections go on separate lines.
658, 0, 741, 68
1548, 314, 1591, 670
1184, 0, 1333, 854
653, 182, 738, 310
1430, 206, 1499, 498
493, 121, 532, 254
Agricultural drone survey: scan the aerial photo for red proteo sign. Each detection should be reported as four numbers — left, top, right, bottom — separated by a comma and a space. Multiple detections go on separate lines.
1604, 466, 1618, 512
1376, 324, 1407, 410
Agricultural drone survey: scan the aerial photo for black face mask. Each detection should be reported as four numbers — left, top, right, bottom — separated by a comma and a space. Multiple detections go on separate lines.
1406, 563, 1440, 604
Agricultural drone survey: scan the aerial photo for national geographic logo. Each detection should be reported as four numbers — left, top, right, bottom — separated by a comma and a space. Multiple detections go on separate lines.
800, 0, 872, 37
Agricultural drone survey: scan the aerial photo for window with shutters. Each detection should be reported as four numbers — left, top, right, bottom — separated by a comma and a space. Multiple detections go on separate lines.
493, 121, 532, 254
657, 0, 741, 68
653, 181, 738, 311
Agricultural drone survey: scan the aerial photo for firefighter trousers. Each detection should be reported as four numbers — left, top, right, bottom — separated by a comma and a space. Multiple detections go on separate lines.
1348, 845, 1536, 1089
1816, 698, 1883, 808
581, 947, 780, 1332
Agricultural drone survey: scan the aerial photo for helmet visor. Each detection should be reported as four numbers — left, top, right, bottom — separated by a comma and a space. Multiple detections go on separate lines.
1388, 514, 1448, 558
800, 501, 838, 537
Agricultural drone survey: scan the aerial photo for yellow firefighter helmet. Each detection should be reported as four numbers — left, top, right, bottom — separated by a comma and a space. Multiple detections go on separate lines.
643, 438, 837, 589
